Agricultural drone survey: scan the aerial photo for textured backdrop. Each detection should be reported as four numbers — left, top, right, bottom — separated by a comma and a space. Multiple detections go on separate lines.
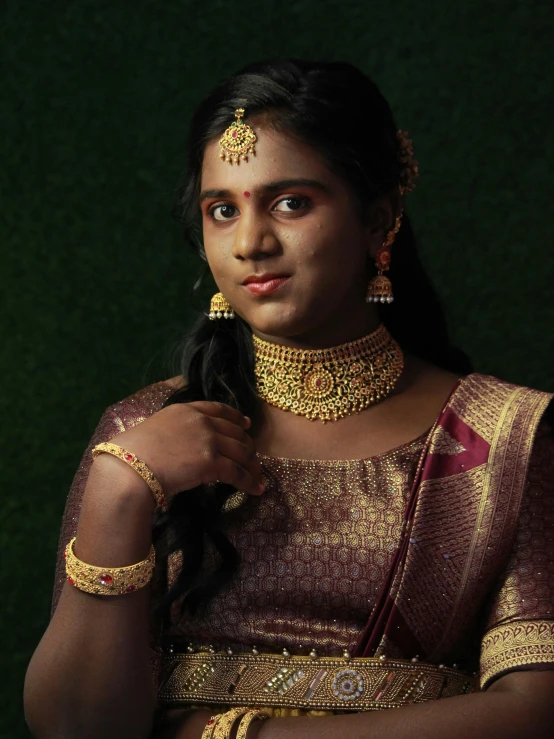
2, 1, 554, 736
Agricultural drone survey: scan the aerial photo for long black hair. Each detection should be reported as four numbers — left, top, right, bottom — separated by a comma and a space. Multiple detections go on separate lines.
152, 59, 473, 626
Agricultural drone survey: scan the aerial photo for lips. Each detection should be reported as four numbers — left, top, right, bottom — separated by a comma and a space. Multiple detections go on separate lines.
242, 273, 290, 297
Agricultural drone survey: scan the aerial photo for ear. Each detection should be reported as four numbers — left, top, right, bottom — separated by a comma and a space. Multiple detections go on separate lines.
364, 192, 402, 259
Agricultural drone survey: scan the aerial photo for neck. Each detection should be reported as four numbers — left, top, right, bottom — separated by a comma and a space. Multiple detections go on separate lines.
252, 308, 381, 351
252, 323, 404, 422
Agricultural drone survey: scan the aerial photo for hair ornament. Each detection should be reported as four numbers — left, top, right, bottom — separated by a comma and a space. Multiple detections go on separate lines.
219, 108, 257, 165
396, 130, 419, 194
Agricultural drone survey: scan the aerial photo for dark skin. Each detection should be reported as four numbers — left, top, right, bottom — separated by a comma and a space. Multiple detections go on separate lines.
199, 116, 460, 461
157, 118, 554, 737
23, 117, 553, 738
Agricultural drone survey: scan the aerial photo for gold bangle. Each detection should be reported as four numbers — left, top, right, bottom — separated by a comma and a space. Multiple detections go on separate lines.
201, 713, 224, 739
213, 707, 252, 739
92, 441, 166, 510
65, 537, 155, 595
236, 711, 270, 739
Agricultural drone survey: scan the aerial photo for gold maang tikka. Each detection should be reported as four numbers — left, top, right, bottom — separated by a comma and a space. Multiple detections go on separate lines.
219, 108, 257, 165
253, 324, 404, 423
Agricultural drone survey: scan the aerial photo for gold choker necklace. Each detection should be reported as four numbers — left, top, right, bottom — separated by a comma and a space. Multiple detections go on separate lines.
252, 324, 404, 422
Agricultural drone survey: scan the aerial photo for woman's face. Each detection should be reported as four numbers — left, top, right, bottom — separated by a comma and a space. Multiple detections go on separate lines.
200, 117, 388, 347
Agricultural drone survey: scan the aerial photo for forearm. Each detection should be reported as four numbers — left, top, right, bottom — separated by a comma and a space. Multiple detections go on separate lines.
24, 455, 157, 739
255, 675, 554, 739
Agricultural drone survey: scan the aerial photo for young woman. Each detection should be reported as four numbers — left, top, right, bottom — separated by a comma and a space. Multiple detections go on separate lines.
24, 59, 554, 739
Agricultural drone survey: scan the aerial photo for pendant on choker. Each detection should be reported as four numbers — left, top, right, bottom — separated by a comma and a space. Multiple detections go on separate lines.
252, 325, 404, 422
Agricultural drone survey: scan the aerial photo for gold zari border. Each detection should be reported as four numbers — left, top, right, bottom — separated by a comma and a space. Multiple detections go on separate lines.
480, 620, 554, 689
158, 652, 476, 711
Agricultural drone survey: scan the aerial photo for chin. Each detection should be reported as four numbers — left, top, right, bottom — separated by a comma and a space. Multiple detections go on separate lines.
239, 305, 309, 340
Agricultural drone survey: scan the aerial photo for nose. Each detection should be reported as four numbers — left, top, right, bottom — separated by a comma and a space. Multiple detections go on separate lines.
231, 210, 280, 261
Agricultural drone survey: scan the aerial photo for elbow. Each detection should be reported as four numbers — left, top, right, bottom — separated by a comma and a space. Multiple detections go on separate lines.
24, 654, 45, 738
24, 666, 155, 739
23, 656, 64, 739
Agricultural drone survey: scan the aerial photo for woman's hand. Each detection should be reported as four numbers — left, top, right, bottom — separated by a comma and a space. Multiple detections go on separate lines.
108, 401, 263, 499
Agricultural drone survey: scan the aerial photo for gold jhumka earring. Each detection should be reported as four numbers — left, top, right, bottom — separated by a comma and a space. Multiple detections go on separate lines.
208, 293, 235, 320
366, 214, 402, 304
366, 130, 419, 305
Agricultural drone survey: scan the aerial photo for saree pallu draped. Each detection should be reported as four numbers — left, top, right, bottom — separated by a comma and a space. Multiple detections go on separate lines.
354, 374, 554, 689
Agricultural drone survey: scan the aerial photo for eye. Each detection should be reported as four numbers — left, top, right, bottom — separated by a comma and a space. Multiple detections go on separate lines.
273, 196, 309, 212
210, 204, 239, 221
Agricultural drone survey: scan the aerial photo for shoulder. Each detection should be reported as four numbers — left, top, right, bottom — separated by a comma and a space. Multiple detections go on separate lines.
103, 376, 187, 431
449, 371, 553, 427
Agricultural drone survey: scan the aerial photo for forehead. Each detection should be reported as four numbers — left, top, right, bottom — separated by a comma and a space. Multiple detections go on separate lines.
201, 120, 332, 191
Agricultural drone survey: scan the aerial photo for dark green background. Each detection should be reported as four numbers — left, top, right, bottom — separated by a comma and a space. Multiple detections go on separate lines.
2, 1, 553, 736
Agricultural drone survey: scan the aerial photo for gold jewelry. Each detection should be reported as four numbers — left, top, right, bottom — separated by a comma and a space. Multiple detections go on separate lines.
209, 292, 235, 320
64, 537, 155, 595
91, 442, 166, 510
366, 130, 418, 305
158, 650, 477, 711
213, 707, 251, 739
366, 213, 403, 304
236, 710, 270, 739
201, 713, 224, 739
219, 108, 257, 165
252, 324, 404, 422
397, 130, 419, 194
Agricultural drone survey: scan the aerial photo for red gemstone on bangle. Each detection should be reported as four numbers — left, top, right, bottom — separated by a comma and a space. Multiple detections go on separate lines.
124, 453, 134, 461
126, 585, 136, 592
207, 719, 216, 726
99, 574, 113, 585
67, 577, 74, 585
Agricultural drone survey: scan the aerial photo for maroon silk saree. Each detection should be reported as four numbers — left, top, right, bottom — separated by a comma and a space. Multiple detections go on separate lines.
354, 373, 554, 689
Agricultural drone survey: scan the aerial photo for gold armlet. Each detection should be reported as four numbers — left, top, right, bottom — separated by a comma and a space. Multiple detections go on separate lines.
92, 441, 166, 510
64, 536, 155, 595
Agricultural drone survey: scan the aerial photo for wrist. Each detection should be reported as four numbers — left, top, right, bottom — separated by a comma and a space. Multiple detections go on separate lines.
245, 719, 268, 739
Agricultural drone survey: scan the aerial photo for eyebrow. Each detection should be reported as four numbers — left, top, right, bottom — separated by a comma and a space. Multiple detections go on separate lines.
199, 178, 331, 203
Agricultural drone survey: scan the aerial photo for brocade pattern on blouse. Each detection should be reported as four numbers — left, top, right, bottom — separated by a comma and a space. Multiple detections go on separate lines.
50, 380, 554, 684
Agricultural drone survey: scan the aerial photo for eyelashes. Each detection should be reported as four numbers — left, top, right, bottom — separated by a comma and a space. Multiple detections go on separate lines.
208, 196, 311, 222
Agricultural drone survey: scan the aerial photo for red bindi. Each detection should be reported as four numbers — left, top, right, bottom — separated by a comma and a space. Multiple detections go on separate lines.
244, 191, 250, 197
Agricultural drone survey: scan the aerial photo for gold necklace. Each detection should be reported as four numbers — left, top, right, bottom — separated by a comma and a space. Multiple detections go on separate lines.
252, 324, 404, 422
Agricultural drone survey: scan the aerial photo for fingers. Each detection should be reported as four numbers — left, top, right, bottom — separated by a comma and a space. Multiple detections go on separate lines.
210, 417, 253, 444
192, 401, 251, 430
208, 435, 263, 496
208, 455, 264, 497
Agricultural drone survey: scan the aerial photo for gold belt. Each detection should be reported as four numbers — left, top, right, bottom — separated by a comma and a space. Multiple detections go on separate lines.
158, 651, 477, 711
